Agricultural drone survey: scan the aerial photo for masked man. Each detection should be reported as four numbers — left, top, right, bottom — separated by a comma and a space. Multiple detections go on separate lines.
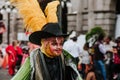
10, 0, 82, 80
11, 23, 68, 80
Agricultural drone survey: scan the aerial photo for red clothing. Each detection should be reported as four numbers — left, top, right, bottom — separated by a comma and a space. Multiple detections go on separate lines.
2, 54, 8, 69
15, 46, 23, 63
6, 45, 23, 75
6, 45, 16, 75
113, 53, 120, 64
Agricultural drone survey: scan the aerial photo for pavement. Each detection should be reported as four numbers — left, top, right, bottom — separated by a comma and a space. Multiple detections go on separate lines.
0, 68, 12, 80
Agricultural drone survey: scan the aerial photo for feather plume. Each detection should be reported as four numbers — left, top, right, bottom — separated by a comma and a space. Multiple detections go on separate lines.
45, 1, 60, 23
10, 0, 47, 32
10, 0, 60, 32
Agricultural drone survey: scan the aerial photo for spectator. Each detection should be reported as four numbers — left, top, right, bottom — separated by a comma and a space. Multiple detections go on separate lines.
21, 47, 29, 65
93, 34, 107, 80
85, 64, 96, 80
15, 40, 23, 71
112, 40, 120, 79
103, 36, 116, 79
6, 40, 23, 76
78, 43, 90, 79
63, 36, 81, 59
63, 36, 82, 80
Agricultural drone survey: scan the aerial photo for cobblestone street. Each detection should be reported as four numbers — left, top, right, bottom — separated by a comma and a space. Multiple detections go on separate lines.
0, 68, 12, 80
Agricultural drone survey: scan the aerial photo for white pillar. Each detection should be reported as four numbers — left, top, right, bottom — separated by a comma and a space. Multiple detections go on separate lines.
115, 15, 120, 38
88, 0, 95, 30
76, 0, 83, 32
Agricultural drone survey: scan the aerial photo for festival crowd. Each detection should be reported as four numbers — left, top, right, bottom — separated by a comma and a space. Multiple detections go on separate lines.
0, 31, 120, 80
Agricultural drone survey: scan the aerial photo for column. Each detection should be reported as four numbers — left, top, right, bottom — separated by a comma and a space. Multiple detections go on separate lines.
115, 15, 120, 38
76, 0, 83, 32
88, 0, 95, 30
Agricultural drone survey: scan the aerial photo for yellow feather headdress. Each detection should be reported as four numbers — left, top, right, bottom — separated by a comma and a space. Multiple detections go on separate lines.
10, 0, 60, 32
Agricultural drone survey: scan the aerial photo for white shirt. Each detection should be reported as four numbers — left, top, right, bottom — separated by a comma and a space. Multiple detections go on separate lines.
99, 43, 107, 54
63, 39, 82, 58
80, 50, 90, 64
104, 41, 116, 51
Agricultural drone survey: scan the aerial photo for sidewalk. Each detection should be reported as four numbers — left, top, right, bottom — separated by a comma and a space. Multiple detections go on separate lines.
0, 68, 12, 80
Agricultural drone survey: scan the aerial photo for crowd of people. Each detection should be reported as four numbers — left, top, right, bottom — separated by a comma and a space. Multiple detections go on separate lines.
0, 31, 119, 80
0, 40, 39, 76
63, 32, 120, 80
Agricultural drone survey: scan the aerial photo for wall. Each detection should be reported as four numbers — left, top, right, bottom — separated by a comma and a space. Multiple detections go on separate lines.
67, 0, 116, 37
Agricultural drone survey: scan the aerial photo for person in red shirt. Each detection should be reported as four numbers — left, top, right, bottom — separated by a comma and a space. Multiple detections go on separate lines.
6, 40, 23, 76
112, 46, 120, 79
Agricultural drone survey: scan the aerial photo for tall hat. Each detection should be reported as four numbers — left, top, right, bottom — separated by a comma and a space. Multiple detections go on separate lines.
10, 0, 68, 45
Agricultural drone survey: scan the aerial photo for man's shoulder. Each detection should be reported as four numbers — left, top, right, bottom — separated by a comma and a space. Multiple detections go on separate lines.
30, 48, 40, 54
30, 48, 40, 60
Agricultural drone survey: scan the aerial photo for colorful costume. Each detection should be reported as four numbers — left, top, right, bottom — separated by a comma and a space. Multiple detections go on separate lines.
10, 0, 82, 80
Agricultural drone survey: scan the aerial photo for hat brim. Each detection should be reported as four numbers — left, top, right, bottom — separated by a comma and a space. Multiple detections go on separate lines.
29, 31, 68, 45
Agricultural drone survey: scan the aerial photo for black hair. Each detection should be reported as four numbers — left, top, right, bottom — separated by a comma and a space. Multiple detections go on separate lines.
98, 34, 105, 41
71, 37, 77, 42
107, 36, 112, 41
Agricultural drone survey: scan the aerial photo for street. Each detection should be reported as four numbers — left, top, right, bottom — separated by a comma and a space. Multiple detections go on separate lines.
0, 68, 12, 80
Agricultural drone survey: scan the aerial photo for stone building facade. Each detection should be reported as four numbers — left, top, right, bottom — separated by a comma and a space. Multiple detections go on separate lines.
0, 0, 25, 45
0, 0, 120, 45
67, 0, 119, 38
